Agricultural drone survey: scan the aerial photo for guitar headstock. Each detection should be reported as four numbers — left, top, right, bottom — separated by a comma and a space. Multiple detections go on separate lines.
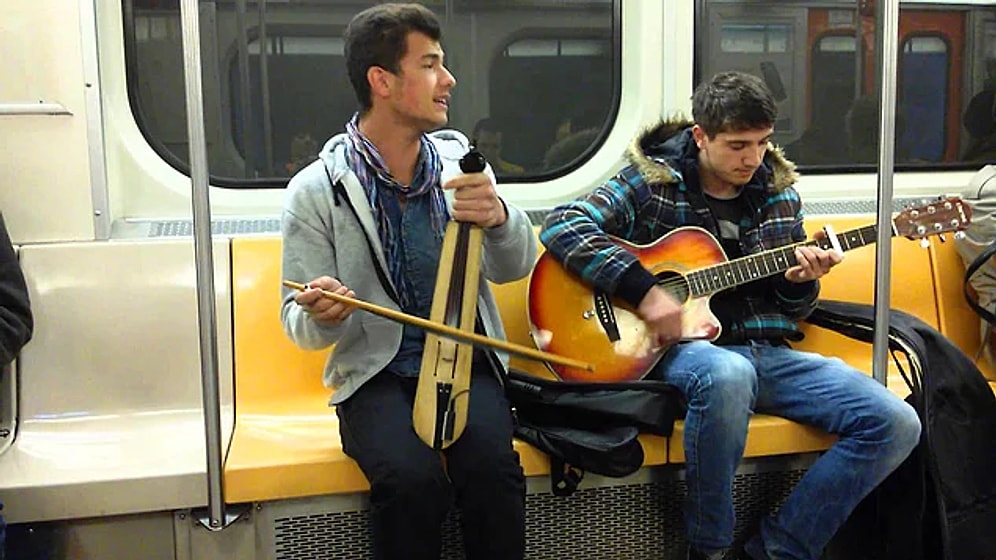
893, 196, 972, 241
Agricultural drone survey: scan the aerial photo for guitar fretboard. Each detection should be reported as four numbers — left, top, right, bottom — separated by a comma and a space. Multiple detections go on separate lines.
685, 223, 891, 296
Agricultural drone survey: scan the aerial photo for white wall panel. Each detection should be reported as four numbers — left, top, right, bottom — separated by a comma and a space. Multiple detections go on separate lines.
0, 0, 95, 243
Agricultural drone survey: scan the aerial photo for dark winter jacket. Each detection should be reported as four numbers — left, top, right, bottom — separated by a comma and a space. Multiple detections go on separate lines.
0, 213, 31, 365
807, 300, 996, 560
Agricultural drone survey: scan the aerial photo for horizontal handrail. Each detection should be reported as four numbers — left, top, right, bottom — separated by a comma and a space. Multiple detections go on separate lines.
0, 103, 72, 116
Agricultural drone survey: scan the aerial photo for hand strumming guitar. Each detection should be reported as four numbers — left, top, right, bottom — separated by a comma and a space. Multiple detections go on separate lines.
637, 285, 684, 348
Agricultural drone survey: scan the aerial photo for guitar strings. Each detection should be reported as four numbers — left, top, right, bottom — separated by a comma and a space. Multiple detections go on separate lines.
648, 237, 827, 296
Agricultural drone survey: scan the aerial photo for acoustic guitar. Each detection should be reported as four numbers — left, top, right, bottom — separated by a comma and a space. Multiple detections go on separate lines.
528, 197, 972, 383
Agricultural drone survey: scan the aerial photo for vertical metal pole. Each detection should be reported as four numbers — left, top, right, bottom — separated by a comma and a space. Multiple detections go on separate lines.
235, 0, 255, 178
444, 0, 453, 24
80, 0, 111, 240
258, 0, 274, 176
872, 0, 901, 385
854, 7, 864, 103
178, 0, 226, 528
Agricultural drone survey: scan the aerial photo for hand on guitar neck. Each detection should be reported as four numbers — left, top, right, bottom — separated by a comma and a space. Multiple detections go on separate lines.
785, 231, 843, 283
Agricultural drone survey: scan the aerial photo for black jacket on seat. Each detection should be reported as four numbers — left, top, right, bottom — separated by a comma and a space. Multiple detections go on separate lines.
807, 300, 996, 560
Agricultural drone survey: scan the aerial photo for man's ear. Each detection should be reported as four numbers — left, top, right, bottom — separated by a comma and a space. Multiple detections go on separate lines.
367, 66, 393, 100
691, 124, 707, 148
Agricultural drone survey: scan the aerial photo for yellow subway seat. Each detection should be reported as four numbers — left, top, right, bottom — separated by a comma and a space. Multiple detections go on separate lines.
232, 236, 331, 411
225, 216, 975, 504
668, 416, 837, 464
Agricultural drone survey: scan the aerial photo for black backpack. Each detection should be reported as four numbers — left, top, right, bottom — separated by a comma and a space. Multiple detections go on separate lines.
505, 369, 683, 496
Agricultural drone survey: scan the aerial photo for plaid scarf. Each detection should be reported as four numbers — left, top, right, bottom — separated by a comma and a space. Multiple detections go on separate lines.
344, 114, 447, 307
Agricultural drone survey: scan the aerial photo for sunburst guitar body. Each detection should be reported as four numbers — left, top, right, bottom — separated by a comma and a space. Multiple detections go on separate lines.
527, 197, 971, 383
528, 228, 723, 383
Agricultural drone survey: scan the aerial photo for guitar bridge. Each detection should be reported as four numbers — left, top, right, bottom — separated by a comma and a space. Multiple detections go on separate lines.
593, 291, 621, 342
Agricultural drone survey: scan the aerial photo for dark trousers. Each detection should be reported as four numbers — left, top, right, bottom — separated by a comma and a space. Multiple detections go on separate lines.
336, 368, 525, 560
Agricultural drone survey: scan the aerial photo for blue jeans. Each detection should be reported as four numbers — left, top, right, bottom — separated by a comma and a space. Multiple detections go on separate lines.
649, 341, 921, 560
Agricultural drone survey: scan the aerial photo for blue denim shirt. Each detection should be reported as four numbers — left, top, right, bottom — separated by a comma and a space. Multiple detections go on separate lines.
379, 183, 443, 376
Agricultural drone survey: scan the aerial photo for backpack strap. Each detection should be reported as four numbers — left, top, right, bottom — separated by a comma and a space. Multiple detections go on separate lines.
964, 239, 996, 326
550, 459, 583, 497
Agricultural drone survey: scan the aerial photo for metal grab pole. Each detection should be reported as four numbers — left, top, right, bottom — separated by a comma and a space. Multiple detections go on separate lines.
235, 0, 255, 178
178, 0, 226, 528
872, 0, 901, 385
258, 0, 274, 175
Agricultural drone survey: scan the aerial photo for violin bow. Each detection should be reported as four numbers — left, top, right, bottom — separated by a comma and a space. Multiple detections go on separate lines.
282, 280, 593, 372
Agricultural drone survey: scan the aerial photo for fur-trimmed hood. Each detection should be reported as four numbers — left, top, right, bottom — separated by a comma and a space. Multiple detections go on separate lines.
625, 117, 799, 191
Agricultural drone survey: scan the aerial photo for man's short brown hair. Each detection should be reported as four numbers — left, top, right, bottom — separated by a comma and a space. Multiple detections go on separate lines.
692, 71, 777, 138
344, 3, 442, 112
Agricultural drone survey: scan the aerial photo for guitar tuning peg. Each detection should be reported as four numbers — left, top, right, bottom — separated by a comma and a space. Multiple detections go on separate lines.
955, 231, 966, 240
920, 238, 931, 249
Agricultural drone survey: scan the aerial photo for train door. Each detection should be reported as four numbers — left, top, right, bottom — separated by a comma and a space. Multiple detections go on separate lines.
898, 10, 964, 163
806, 6, 964, 165
899, 34, 949, 162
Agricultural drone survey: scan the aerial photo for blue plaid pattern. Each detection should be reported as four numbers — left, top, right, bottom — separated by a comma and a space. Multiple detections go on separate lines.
540, 126, 817, 344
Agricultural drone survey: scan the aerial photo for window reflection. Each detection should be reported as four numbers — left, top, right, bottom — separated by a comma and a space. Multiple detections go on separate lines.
123, 0, 619, 186
697, 1, 994, 171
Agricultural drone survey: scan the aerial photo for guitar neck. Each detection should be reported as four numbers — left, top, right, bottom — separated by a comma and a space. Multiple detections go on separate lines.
686, 221, 895, 296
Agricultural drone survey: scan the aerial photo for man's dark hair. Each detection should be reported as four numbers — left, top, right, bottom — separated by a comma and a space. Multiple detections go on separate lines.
692, 71, 777, 138
344, 3, 442, 112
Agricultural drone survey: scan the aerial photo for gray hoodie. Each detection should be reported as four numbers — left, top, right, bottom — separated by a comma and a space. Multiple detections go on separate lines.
280, 129, 537, 404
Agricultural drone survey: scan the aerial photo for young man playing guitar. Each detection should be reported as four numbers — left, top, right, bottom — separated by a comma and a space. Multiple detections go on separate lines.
280, 4, 535, 559
539, 71, 921, 560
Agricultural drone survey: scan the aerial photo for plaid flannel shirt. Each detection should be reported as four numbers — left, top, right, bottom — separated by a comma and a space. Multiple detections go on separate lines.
540, 122, 818, 345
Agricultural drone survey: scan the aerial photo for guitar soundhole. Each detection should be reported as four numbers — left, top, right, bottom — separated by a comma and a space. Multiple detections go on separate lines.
656, 271, 689, 303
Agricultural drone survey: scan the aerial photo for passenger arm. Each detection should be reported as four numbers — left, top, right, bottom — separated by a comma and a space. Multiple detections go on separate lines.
480, 201, 537, 284
539, 168, 658, 308
280, 186, 353, 351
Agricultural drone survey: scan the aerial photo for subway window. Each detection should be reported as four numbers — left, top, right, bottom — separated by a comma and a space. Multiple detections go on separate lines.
695, 0, 993, 171
963, 14, 996, 163
720, 23, 791, 53
123, 0, 619, 187
227, 32, 350, 179
803, 34, 862, 165
489, 37, 614, 175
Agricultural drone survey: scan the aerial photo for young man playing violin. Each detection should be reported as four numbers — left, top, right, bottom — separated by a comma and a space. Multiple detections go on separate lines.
280, 4, 535, 559
539, 71, 921, 560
